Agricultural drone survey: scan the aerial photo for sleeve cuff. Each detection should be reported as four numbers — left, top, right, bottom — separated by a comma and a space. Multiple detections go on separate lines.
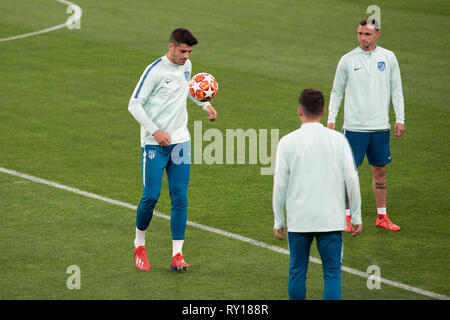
350, 213, 362, 225
273, 222, 285, 230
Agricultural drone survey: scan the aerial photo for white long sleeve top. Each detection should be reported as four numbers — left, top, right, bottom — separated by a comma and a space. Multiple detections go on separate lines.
273, 122, 362, 232
128, 55, 210, 146
327, 46, 405, 131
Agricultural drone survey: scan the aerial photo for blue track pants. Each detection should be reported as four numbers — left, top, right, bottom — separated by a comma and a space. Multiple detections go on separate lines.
136, 141, 190, 240
288, 231, 343, 300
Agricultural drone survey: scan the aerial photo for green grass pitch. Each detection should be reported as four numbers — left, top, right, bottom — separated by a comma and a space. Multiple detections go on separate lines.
0, 0, 449, 300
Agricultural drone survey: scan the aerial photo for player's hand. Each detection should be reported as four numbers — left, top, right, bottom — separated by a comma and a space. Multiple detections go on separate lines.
153, 130, 171, 146
352, 224, 362, 237
394, 123, 405, 139
327, 123, 336, 130
205, 105, 217, 121
273, 228, 285, 241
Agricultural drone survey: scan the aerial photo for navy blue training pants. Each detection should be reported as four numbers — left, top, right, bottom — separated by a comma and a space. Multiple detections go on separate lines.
288, 231, 343, 300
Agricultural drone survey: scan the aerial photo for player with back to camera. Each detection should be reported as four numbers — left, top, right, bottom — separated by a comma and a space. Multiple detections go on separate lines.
273, 88, 362, 300
327, 18, 405, 231
128, 28, 217, 271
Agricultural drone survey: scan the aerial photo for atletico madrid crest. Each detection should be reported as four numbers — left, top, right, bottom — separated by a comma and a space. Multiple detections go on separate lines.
148, 150, 156, 160
377, 61, 386, 72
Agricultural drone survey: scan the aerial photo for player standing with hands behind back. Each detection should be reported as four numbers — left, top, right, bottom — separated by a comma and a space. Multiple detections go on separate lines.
128, 28, 217, 271
327, 18, 405, 231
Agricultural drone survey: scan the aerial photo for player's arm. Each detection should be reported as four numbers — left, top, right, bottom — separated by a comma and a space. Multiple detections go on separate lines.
128, 66, 171, 146
272, 139, 289, 240
327, 57, 348, 130
188, 90, 217, 121
390, 53, 405, 139
342, 139, 362, 237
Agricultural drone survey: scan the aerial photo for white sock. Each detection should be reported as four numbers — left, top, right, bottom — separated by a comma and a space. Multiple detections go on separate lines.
172, 240, 184, 257
377, 207, 387, 215
345, 209, 351, 216
134, 227, 146, 248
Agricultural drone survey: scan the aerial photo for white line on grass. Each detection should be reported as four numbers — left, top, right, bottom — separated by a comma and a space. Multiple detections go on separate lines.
0, 0, 82, 43
0, 166, 448, 300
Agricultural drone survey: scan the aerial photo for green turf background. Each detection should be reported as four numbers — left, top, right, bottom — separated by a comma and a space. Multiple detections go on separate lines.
0, 0, 449, 299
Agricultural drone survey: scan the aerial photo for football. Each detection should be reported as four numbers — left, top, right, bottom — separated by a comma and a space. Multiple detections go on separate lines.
189, 73, 219, 102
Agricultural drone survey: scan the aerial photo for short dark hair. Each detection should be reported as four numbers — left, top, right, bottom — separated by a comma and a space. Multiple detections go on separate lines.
170, 28, 198, 46
359, 17, 380, 31
298, 88, 324, 118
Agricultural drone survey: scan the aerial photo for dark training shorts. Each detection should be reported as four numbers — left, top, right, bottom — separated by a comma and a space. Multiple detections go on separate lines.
343, 130, 391, 167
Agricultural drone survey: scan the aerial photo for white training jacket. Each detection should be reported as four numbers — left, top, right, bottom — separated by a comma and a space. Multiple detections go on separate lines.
128, 55, 210, 146
327, 46, 405, 131
273, 122, 362, 232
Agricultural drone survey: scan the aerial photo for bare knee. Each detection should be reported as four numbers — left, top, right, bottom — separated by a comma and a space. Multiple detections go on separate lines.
371, 166, 386, 180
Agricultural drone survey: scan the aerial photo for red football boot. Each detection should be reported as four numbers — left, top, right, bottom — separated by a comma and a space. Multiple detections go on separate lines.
343, 215, 355, 232
376, 215, 401, 231
134, 246, 150, 271
170, 253, 190, 271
